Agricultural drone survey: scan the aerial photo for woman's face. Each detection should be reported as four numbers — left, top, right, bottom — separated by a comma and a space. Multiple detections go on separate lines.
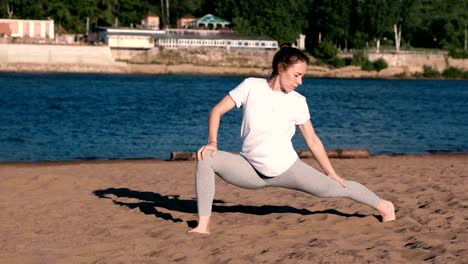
278, 61, 307, 93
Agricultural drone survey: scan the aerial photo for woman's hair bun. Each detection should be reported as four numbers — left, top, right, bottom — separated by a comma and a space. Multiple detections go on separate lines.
279, 43, 292, 49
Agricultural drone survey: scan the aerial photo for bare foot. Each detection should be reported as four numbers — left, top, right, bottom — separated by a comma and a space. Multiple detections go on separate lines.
377, 200, 396, 222
188, 227, 210, 235
188, 216, 211, 234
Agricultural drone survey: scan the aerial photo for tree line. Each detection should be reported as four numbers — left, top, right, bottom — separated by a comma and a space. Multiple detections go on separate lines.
1, 0, 467, 52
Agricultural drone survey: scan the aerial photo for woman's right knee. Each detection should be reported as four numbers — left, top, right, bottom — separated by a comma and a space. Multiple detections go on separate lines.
197, 150, 219, 167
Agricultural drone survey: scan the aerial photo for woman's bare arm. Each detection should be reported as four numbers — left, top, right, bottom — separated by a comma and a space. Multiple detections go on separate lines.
197, 95, 236, 160
298, 120, 346, 187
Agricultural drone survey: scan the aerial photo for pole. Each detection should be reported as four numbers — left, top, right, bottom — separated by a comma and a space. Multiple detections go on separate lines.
166, 0, 170, 28
160, 0, 165, 27
86, 17, 89, 35
465, 25, 467, 51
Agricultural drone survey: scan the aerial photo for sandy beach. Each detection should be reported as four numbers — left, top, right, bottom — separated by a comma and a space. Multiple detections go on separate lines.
1, 154, 467, 263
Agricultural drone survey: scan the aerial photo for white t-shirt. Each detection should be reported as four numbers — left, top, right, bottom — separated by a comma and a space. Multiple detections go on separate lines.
229, 77, 310, 176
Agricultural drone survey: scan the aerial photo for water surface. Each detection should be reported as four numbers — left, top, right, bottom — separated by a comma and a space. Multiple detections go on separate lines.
0, 73, 466, 161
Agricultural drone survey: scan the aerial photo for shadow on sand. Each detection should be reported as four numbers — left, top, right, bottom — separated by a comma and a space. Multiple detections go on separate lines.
93, 187, 381, 227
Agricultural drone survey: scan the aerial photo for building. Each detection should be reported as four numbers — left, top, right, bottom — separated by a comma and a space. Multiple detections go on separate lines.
0, 19, 54, 40
294, 34, 306, 50
96, 26, 278, 50
95, 27, 164, 49
141, 13, 160, 30
183, 14, 231, 30
177, 15, 195, 29
95, 14, 277, 50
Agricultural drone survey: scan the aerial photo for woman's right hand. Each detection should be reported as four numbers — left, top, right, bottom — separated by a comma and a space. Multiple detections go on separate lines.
196, 142, 218, 160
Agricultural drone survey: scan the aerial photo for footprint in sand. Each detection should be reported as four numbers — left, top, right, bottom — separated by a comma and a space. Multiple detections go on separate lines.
307, 238, 327, 248
401, 238, 446, 262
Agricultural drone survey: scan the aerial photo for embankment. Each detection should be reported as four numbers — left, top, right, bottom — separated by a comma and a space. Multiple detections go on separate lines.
0, 44, 467, 78
0, 43, 116, 65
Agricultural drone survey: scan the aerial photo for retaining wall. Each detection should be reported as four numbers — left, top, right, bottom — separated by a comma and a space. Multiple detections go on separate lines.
0, 44, 116, 65
369, 53, 467, 71
369, 53, 442, 70
125, 48, 467, 71
127, 47, 276, 68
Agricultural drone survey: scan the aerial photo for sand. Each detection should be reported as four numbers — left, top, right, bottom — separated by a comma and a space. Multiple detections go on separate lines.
0, 154, 467, 263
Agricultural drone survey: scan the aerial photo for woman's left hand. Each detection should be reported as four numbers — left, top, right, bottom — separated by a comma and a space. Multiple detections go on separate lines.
328, 173, 347, 187
196, 142, 218, 160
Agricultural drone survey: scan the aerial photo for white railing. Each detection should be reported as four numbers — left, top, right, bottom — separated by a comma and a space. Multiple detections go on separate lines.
158, 38, 278, 50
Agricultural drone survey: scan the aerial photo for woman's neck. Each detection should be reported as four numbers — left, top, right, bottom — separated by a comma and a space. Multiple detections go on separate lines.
267, 76, 282, 92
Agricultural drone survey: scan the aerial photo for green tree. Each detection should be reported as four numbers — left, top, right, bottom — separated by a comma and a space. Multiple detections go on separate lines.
47, 1, 72, 33
174, 0, 204, 21
360, 0, 397, 52
307, 0, 351, 50
3, 0, 37, 19
348, 0, 367, 48
1, 0, 465, 50
407, 0, 466, 49
216, 0, 307, 43
313, 40, 338, 61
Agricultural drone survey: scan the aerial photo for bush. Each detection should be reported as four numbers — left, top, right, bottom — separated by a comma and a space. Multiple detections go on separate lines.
344, 57, 353, 65
313, 40, 338, 61
330, 57, 346, 68
361, 60, 375, 71
350, 31, 368, 49
311, 59, 327, 66
412, 72, 423, 78
442, 67, 464, 78
351, 50, 368, 66
422, 65, 441, 78
360, 58, 388, 72
393, 72, 407, 78
373, 58, 388, 72
448, 49, 468, 59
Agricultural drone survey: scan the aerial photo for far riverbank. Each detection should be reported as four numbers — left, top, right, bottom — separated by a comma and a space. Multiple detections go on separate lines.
1, 44, 467, 79
0, 62, 427, 79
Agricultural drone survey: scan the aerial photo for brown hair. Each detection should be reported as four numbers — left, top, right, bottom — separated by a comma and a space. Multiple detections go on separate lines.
271, 43, 309, 77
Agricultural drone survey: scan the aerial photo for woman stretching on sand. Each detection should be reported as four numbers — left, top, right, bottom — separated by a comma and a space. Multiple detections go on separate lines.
189, 45, 395, 234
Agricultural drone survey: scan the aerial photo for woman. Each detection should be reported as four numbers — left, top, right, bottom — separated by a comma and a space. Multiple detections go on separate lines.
189, 45, 395, 234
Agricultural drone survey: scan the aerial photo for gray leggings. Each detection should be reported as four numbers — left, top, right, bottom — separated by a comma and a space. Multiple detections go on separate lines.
195, 151, 381, 216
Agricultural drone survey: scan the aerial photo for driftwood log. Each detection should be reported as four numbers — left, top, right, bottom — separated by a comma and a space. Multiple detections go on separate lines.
170, 152, 196, 161
170, 149, 370, 161
296, 149, 370, 159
